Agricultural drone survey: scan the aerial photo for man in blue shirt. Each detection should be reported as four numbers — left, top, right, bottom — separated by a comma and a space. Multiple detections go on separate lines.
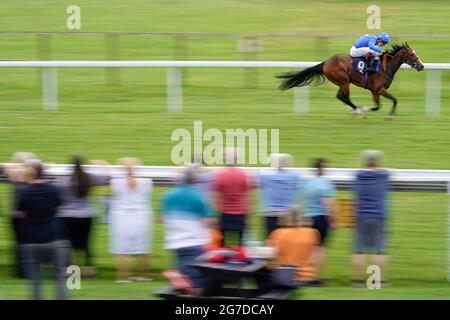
259, 153, 300, 237
350, 32, 391, 72
352, 150, 390, 287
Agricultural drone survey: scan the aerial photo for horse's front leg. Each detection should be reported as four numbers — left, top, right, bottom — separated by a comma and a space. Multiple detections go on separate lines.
371, 92, 381, 111
360, 92, 381, 113
379, 88, 398, 116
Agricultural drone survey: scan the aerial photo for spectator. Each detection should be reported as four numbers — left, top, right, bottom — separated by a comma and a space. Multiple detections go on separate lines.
160, 168, 215, 295
190, 160, 217, 214
212, 148, 254, 246
259, 153, 300, 237
16, 160, 67, 300
54, 156, 110, 277
190, 158, 221, 247
352, 150, 390, 287
267, 207, 321, 285
303, 158, 337, 284
109, 157, 153, 283
191, 154, 216, 196
1, 152, 37, 278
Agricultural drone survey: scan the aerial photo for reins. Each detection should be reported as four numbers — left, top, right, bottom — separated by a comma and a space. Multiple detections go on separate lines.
382, 54, 388, 73
382, 53, 396, 81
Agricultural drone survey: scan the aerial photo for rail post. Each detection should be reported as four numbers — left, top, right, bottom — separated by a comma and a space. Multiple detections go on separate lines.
174, 35, 189, 85
105, 34, 121, 86
425, 70, 441, 116
42, 67, 58, 111
167, 67, 183, 112
294, 86, 309, 114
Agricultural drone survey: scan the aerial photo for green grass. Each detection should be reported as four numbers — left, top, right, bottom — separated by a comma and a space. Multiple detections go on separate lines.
1, 189, 449, 299
0, 0, 450, 299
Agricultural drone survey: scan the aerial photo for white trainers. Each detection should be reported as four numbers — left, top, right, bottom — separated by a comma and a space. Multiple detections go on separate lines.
115, 280, 132, 284
129, 277, 153, 282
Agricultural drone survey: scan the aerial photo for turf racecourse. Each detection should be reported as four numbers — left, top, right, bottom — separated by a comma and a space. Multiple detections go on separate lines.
0, 0, 449, 299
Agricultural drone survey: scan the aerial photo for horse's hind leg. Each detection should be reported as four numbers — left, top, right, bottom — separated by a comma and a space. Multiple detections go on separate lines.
336, 85, 367, 118
336, 87, 356, 111
379, 88, 398, 116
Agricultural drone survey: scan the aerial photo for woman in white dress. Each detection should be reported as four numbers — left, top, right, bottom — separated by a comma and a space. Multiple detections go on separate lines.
109, 157, 153, 283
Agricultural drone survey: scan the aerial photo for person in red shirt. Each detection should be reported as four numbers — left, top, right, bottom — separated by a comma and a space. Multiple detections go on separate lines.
212, 148, 253, 246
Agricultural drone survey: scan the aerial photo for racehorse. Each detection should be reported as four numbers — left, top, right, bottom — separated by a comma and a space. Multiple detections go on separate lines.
277, 43, 424, 118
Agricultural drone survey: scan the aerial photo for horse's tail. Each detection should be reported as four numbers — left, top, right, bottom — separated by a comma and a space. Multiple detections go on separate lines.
276, 62, 326, 90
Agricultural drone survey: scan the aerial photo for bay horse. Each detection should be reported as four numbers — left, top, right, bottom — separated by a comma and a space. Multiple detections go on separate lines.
277, 43, 424, 118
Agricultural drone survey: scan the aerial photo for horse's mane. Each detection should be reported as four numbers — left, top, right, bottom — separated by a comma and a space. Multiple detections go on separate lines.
383, 43, 408, 56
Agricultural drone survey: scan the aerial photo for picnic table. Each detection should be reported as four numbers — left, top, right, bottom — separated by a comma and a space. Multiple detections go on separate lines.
158, 258, 296, 300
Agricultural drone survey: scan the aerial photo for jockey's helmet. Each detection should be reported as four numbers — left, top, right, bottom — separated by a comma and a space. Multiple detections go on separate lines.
377, 32, 391, 46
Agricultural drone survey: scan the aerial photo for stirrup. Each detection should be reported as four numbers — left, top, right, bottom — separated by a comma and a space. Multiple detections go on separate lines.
365, 59, 379, 73
374, 59, 381, 72
364, 64, 374, 73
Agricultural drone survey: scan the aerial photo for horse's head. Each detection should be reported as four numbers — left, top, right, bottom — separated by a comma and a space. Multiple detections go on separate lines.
401, 43, 424, 71
386, 43, 424, 71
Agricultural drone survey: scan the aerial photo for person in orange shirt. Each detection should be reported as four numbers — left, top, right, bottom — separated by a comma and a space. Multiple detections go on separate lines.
267, 208, 321, 286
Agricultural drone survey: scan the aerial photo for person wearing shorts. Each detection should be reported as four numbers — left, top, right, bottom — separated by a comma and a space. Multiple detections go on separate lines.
352, 150, 390, 287
212, 148, 254, 246
355, 218, 385, 255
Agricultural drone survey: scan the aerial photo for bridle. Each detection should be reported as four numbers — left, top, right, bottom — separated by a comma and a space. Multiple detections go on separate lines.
405, 47, 423, 69
383, 46, 423, 80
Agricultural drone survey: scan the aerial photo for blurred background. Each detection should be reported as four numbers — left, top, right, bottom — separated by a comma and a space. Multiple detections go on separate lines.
0, 0, 449, 299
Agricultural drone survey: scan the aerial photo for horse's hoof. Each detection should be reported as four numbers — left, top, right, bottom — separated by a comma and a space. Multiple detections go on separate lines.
355, 108, 368, 119
361, 106, 372, 112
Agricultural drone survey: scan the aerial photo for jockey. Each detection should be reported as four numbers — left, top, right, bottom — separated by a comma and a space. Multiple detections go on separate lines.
350, 32, 391, 72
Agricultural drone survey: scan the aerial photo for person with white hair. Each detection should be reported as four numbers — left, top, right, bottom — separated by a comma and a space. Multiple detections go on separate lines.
352, 150, 390, 287
259, 153, 300, 237
212, 147, 254, 246
109, 157, 153, 283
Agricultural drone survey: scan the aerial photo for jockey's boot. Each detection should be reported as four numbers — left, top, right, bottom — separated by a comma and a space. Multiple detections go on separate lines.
365, 52, 381, 73
364, 53, 373, 73
373, 58, 381, 72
